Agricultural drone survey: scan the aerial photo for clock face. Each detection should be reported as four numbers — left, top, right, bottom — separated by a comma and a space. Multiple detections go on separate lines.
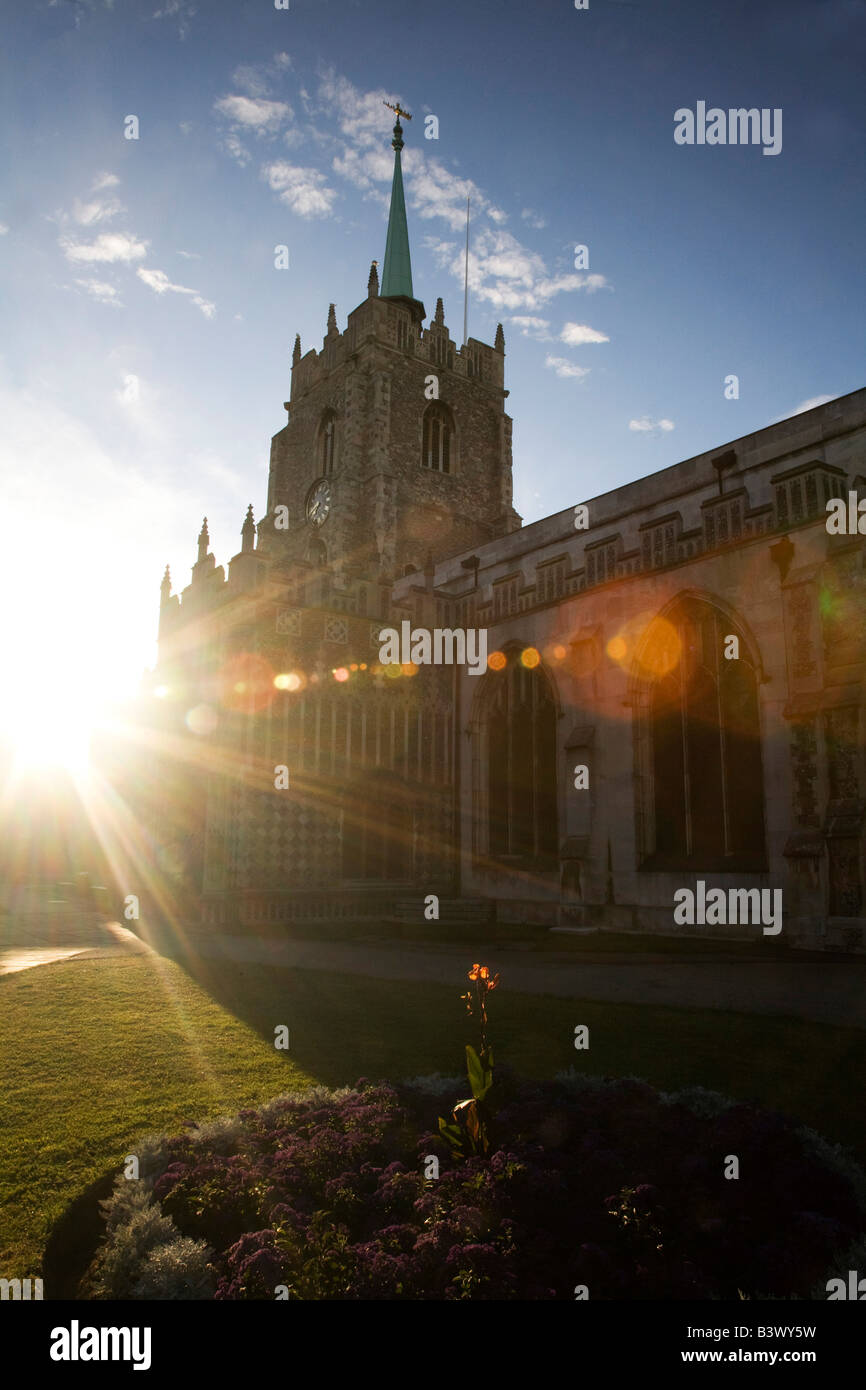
306, 478, 331, 526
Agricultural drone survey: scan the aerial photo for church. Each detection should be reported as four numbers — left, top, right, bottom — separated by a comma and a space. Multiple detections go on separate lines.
149, 110, 866, 952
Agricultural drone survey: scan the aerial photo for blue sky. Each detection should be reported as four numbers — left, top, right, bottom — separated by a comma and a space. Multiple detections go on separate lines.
0, 0, 864, 757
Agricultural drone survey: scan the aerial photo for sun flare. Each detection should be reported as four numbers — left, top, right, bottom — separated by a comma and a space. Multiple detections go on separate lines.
0, 553, 146, 783
3, 683, 98, 779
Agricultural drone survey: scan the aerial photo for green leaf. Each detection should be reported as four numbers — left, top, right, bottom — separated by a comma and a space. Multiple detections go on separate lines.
482, 1047, 494, 1091
437, 1117, 465, 1150
466, 1044, 493, 1101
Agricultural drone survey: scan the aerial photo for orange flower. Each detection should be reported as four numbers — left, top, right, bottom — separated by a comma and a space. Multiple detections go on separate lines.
468, 963, 500, 990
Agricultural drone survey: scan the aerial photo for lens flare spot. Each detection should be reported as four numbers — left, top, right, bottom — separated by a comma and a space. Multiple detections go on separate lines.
334, 667, 350, 682
219, 652, 276, 712
488, 650, 507, 671
635, 616, 682, 679
521, 647, 541, 669
552, 645, 567, 661
185, 703, 218, 736
154, 685, 169, 699
606, 635, 628, 663
401, 661, 418, 677
384, 663, 402, 679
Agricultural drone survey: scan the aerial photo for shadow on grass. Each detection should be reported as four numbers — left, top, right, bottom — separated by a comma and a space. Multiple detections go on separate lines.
42, 1165, 119, 1300
156, 939, 866, 1166
163, 942, 466, 1089
36, 939, 866, 1299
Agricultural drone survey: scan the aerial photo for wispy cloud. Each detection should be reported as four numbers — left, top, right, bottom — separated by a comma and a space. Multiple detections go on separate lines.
214, 94, 293, 132
72, 191, 124, 227
224, 132, 252, 166
509, 315, 553, 340
521, 207, 547, 230
560, 321, 609, 346
232, 64, 272, 100
61, 171, 125, 229
315, 71, 546, 254
57, 175, 217, 318
629, 416, 675, 433
0, 223, 9, 236
215, 64, 611, 314
545, 356, 591, 380
214, 79, 296, 168
790, 393, 838, 416
115, 373, 141, 406
317, 71, 401, 151
430, 228, 609, 312
137, 266, 215, 318
74, 277, 123, 307
151, 1, 197, 40
262, 161, 338, 218
62, 231, 148, 264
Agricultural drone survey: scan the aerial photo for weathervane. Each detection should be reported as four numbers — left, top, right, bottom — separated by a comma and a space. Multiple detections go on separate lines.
383, 100, 412, 123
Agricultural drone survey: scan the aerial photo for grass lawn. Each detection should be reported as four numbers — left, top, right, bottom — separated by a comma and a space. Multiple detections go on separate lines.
3, 949, 866, 1280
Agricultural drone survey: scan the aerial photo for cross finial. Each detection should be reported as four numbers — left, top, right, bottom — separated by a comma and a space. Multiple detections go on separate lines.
384, 100, 412, 152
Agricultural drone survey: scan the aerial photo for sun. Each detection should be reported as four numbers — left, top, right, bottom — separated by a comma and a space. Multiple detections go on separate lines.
2, 682, 98, 780
0, 609, 129, 784
0, 534, 150, 784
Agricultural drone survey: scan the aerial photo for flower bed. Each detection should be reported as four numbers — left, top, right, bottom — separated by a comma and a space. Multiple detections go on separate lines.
88, 1071, 866, 1300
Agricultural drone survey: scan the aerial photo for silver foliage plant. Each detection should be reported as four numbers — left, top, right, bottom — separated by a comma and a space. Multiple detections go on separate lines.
92, 1163, 215, 1299
91, 1193, 215, 1300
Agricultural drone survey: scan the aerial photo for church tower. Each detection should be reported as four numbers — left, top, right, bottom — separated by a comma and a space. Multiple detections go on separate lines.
260, 105, 521, 586
149, 102, 527, 932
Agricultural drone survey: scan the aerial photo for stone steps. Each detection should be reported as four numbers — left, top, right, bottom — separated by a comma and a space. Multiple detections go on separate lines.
388, 898, 495, 927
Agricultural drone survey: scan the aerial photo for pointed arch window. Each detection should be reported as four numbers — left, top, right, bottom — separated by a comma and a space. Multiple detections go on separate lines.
422, 403, 453, 474
307, 536, 327, 567
482, 655, 558, 862
635, 597, 766, 871
319, 410, 336, 476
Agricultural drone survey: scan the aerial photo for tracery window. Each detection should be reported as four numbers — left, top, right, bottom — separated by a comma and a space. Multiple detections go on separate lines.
422, 403, 453, 473
319, 410, 336, 476
484, 655, 557, 860
637, 597, 766, 870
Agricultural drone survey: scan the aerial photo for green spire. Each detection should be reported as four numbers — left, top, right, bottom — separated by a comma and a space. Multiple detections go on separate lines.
380, 105, 424, 319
